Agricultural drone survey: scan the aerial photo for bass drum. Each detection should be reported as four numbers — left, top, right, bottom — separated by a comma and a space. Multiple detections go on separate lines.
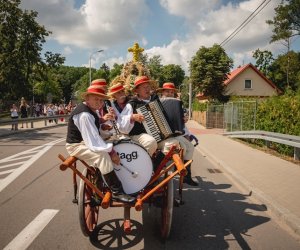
113, 140, 153, 195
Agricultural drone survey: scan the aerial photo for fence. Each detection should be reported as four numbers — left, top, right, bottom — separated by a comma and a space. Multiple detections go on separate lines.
193, 101, 257, 132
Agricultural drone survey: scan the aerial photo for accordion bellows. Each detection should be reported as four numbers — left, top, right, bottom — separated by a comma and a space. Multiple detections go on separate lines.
136, 98, 185, 142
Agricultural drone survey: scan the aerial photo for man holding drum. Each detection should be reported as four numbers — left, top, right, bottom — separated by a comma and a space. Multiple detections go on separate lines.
65, 82, 135, 203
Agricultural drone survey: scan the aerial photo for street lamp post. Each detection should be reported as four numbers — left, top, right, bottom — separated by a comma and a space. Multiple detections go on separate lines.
188, 81, 192, 120
89, 49, 104, 85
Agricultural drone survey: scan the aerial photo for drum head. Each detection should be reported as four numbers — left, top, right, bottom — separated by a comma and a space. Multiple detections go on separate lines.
113, 141, 153, 194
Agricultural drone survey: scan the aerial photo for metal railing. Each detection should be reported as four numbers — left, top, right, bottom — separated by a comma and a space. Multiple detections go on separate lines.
0, 115, 70, 127
224, 130, 300, 161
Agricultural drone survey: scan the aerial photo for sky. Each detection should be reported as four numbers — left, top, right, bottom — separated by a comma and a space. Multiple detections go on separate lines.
20, 0, 300, 74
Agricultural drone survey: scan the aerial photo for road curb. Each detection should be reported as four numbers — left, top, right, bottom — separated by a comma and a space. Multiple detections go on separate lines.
196, 143, 300, 238
0, 123, 66, 138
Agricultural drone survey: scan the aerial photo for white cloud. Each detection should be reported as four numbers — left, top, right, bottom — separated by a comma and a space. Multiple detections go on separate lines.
63, 46, 72, 55
154, 0, 282, 70
159, 0, 221, 21
20, 0, 288, 73
21, 0, 148, 49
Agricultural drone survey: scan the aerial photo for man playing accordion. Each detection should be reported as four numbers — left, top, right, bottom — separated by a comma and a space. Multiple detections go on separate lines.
157, 82, 198, 186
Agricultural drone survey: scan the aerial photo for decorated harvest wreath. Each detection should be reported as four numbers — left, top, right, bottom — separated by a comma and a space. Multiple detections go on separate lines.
109, 42, 158, 94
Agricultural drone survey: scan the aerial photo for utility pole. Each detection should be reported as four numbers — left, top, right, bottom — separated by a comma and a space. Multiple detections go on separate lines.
188, 81, 192, 120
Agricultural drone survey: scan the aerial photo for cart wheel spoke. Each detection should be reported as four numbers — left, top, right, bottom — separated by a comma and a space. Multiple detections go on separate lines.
160, 175, 174, 239
78, 168, 100, 237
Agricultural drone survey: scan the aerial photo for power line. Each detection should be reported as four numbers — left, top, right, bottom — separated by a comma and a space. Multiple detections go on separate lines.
220, 0, 272, 47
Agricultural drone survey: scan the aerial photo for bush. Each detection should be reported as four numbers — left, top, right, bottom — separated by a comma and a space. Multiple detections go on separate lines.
256, 91, 300, 156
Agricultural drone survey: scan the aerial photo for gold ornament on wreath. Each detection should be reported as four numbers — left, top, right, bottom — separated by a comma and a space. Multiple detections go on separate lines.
119, 42, 158, 93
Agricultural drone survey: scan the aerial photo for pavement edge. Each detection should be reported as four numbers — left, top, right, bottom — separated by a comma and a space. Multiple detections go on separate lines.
196, 143, 300, 238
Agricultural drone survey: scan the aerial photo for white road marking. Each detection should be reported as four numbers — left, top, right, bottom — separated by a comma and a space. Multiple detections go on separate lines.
0, 138, 65, 192
0, 169, 14, 175
3, 156, 32, 162
3, 209, 59, 250
0, 162, 23, 169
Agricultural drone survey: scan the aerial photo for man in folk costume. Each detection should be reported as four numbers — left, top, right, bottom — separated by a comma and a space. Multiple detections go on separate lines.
157, 82, 198, 186
65, 82, 135, 203
127, 76, 180, 157
106, 77, 158, 158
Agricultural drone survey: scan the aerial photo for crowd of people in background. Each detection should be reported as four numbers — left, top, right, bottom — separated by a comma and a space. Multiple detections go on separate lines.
9, 98, 76, 130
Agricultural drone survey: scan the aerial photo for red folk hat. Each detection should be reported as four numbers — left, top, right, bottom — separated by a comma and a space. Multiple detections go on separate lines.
91, 79, 107, 88
81, 82, 109, 99
133, 76, 150, 89
157, 82, 178, 92
108, 82, 125, 96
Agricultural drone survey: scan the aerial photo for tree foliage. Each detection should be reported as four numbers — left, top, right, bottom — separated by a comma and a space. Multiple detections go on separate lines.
252, 49, 274, 77
160, 64, 185, 88
109, 63, 123, 82
147, 55, 163, 83
0, 0, 50, 102
189, 44, 233, 102
268, 51, 300, 91
266, 0, 300, 43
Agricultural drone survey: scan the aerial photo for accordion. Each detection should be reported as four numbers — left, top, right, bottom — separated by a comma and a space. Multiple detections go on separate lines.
136, 98, 185, 142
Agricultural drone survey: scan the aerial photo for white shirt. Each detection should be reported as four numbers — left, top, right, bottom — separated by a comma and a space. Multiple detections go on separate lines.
73, 112, 113, 153
111, 102, 134, 134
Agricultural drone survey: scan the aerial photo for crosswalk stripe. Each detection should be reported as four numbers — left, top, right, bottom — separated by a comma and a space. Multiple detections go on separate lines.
0, 138, 65, 192
0, 162, 23, 169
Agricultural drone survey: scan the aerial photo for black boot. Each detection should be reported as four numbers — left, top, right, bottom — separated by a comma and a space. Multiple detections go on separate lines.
183, 162, 198, 186
103, 171, 136, 203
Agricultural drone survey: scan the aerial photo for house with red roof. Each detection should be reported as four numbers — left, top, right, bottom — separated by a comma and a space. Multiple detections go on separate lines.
196, 63, 281, 101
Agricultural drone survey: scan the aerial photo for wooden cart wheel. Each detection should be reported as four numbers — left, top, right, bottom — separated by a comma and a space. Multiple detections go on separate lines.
160, 175, 174, 239
78, 168, 100, 237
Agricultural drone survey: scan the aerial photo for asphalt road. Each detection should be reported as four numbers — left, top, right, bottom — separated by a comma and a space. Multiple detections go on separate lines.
0, 126, 299, 249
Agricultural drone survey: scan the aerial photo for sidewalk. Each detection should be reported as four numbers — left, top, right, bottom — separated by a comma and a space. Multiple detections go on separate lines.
0, 119, 66, 137
186, 120, 300, 237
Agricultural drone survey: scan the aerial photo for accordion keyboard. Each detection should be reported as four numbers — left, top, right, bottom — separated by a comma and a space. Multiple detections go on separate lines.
136, 100, 173, 142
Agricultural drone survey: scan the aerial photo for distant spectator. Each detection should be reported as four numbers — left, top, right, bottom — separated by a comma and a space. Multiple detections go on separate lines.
20, 97, 30, 128
58, 104, 65, 122
47, 104, 55, 123
10, 104, 19, 130
35, 103, 41, 117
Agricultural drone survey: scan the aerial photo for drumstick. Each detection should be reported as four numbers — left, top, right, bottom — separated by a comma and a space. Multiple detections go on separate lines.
120, 163, 138, 178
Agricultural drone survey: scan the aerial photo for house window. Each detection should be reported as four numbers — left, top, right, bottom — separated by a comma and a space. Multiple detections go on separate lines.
245, 79, 252, 89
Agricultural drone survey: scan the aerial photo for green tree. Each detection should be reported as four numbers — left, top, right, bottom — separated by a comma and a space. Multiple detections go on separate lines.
268, 51, 300, 91
44, 51, 65, 68
49, 66, 88, 103
0, 0, 50, 102
266, 0, 300, 43
252, 49, 274, 77
267, 0, 300, 89
160, 64, 185, 88
109, 63, 123, 82
139, 53, 148, 65
189, 44, 233, 102
147, 55, 163, 83
99, 63, 110, 80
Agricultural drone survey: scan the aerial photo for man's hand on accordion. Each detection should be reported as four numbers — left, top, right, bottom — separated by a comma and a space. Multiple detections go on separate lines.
131, 113, 145, 123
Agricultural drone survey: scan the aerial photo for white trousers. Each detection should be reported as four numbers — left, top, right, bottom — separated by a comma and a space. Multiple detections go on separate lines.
175, 135, 194, 160
65, 142, 113, 175
130, 133, 158, 156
